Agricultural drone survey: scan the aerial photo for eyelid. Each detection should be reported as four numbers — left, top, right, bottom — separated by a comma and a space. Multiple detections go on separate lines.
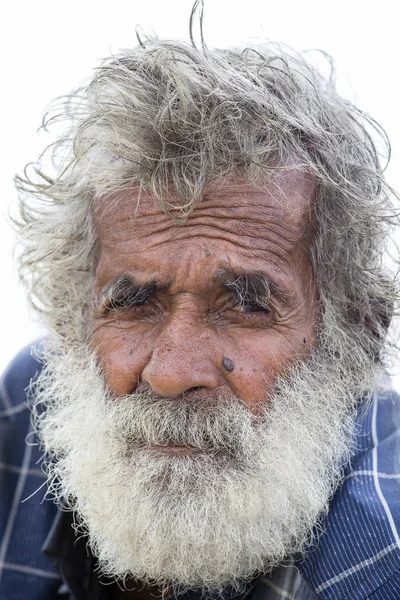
231, 298, 272, 314
240, 302, 270, 312
105, 297, 147, 311
100, 287, 155, 312
229, 289, 271, 311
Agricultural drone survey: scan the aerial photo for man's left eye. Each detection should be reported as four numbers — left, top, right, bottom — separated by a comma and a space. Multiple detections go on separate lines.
235, 302, 271, 314
241, 303, 267, 312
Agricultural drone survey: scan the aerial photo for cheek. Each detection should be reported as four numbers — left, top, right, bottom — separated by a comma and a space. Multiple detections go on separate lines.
91, 324, 154, 396
223, 329, 314, 409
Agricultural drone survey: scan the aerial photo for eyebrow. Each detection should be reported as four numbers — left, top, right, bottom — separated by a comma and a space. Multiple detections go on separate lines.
98, 275, 162, 310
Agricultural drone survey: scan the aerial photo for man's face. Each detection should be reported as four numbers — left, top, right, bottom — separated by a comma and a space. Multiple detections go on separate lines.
36, 171, 361, 591
91, 171, 318, 409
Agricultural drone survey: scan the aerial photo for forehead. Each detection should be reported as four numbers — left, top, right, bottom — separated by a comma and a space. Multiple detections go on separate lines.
93, 171, 315, 289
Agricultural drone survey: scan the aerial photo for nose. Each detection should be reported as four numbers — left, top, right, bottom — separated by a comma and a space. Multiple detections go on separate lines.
141, 320, 222, 398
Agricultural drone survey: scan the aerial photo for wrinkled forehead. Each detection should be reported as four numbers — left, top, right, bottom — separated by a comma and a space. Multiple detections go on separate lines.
93, 170, 316, 245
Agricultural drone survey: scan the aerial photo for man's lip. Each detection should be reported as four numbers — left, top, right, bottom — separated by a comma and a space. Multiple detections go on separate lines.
148, 444, 201, 454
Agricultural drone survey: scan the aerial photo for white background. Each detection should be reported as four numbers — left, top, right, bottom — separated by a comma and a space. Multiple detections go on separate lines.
1, 0, 399, 386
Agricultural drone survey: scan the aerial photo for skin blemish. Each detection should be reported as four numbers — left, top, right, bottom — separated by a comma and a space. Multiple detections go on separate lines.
204, 250, 211, 256
222, 357, 235, 372
303, 337, 307, 344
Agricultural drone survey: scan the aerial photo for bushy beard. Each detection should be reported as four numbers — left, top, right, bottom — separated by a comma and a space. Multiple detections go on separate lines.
33, 333, 377, 593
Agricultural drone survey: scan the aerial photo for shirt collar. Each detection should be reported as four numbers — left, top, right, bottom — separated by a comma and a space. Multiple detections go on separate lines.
43, 508, 107, 599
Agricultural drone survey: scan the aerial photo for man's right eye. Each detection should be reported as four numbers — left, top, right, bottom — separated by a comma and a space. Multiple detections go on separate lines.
105, 296, 150, 311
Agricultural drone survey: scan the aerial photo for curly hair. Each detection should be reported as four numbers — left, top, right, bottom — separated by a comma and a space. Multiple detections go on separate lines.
15, 31, 399, 375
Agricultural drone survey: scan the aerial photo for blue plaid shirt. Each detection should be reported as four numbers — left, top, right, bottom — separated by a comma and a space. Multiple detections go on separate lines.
1, 344, 400, 599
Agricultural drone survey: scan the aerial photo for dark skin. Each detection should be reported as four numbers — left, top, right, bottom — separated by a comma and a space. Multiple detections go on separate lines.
89, 172, 319, 597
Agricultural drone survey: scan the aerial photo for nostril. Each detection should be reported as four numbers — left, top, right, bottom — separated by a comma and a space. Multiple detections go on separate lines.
183, 386, 208, 398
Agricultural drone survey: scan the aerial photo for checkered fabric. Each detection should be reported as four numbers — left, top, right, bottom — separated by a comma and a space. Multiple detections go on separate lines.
0, 345, 62, 599
1, 344, 400, 599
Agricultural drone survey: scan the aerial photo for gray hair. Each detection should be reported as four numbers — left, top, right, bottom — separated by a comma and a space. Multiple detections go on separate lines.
15, 31, 399, 375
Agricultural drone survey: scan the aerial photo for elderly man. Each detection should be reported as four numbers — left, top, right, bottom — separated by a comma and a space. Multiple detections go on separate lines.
1, 32, 400, 600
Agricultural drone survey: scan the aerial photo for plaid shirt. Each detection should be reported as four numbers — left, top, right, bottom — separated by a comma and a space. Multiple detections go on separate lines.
1, 345, 400, 599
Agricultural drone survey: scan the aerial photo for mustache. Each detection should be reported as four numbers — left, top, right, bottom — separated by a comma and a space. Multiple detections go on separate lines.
107, 383, 263, 456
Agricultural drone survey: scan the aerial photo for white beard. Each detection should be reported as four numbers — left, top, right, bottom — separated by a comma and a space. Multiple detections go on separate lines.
34, 340, 376, 592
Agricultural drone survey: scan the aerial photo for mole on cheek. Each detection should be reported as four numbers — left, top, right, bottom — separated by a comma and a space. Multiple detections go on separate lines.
222, 357, 235, 372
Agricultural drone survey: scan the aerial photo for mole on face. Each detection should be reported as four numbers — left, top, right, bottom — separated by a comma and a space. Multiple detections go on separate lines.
222, 357, 235, 372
